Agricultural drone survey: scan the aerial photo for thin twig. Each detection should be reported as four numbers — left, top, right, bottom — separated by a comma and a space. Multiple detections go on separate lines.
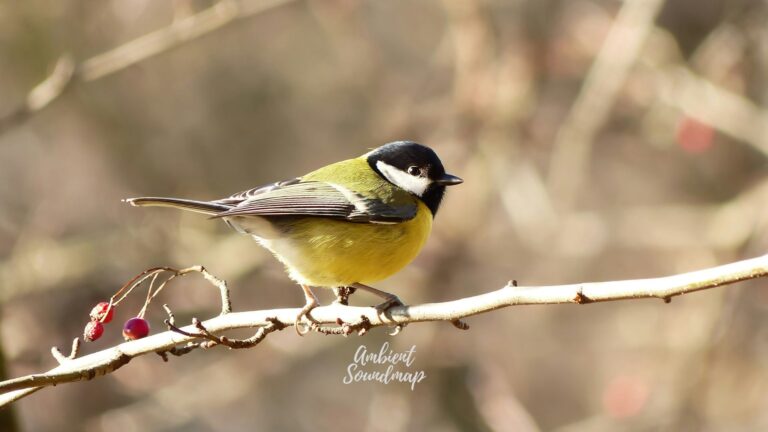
175, 317, 286, 349
2, 253, 768, 406
112, 265, 232, 316
50, 338, 81, 365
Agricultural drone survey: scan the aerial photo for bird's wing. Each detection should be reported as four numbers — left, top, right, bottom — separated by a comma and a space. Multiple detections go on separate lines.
212, 178, 302, 205
212, 180, 417, 223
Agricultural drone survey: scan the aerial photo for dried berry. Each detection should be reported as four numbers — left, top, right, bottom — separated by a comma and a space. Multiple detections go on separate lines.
83, 321, 104, 342
123, 317, 150, 340
90, 302, 115, 323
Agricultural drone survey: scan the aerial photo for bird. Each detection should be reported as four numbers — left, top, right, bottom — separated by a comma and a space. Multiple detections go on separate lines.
125, 141, 462, 333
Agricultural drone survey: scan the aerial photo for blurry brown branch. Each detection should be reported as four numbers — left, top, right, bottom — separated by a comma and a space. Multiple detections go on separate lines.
2, 253, 768, 407
547, 0, 666, 209
0, 0, 295, 136
0, 56, 77, 134
660, 66, 768, 157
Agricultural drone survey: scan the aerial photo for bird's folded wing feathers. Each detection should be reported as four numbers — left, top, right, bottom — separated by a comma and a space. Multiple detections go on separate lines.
212, 178, 302, 205
212, 180, 417, 223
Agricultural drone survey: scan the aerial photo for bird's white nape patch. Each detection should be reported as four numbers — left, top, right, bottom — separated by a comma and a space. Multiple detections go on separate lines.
376, 160, 431, 196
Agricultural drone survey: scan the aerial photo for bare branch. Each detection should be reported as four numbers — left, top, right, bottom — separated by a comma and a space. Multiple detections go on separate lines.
1, 253, 767, 407
0, 0, 296, 135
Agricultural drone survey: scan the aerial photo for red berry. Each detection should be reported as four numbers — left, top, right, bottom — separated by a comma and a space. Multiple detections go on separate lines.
84, 321, 104, 342
123, 317, 150, 340
90, 302, 115, 323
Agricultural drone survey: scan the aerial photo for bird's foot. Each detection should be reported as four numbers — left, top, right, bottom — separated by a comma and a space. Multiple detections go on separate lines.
350, 283, 406, 315
333, 286, 357, 305
295, 285, 320, 336
374, 294, 405, 313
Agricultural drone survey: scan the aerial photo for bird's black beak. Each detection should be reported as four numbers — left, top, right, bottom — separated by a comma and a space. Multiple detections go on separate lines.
435, 173, 463, 186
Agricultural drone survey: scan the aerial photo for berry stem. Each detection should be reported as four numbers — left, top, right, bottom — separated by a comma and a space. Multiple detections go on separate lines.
137, 273, 161, 319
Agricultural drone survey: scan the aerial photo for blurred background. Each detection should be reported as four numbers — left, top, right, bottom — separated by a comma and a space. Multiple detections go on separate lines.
2, 0, 768, 430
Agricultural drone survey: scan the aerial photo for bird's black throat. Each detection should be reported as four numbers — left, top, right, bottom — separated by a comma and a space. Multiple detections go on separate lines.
420, 183, 446, 216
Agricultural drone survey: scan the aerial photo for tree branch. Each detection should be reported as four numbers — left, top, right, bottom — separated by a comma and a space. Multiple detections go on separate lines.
2, 253, 768, 407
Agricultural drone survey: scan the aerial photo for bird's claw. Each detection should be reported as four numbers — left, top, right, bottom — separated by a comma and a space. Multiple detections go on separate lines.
294, 302, 319, 336
374, 295, 404, 313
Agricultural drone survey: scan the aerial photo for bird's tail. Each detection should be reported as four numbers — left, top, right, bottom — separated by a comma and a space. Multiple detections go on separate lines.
123, 197, 230, 215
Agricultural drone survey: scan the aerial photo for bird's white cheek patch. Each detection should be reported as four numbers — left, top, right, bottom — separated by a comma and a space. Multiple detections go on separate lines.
376, 161, 431, 196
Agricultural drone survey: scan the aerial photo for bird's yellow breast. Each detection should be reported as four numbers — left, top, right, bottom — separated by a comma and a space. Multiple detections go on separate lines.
261, 201, 433, 287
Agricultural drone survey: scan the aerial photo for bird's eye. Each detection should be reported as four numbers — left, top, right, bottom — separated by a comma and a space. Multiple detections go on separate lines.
407, 166, 420, 176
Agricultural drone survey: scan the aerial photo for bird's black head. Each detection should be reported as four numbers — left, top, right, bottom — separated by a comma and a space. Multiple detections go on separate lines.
366, 141, 462, 216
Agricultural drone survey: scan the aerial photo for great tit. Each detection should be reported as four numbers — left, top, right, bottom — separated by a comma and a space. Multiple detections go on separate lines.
126, 141, 462, 331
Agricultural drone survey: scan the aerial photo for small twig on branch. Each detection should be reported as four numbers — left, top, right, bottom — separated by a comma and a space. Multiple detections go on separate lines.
2, 253, 768, 407
166, 317, 286, 349
50, 338, 81, 365
109, 265, 232, 317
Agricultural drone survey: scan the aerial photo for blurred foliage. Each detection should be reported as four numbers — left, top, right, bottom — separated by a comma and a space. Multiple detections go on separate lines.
2, 0, 768, 431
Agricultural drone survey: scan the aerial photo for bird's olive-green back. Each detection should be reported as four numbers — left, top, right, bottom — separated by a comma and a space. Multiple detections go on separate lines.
301, 156, 417, 206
